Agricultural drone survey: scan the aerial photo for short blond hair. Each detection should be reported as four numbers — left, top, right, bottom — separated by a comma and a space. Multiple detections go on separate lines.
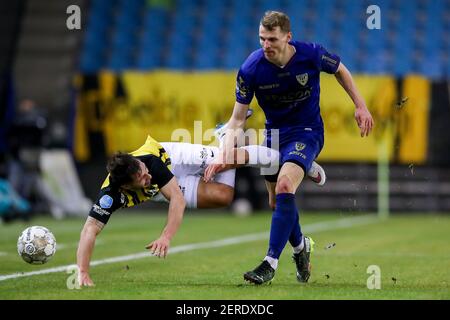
260, 11, 291, 33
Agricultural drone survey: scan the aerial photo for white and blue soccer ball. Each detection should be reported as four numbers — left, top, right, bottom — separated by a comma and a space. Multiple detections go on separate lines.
17, 226, 56, 264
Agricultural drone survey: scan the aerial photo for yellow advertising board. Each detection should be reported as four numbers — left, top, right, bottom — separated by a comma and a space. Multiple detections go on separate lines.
74, 71, 429, 164
318, 74, 397, 162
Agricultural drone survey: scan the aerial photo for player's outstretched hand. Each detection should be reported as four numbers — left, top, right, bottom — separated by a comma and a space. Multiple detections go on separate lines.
78, 271, 95, 287
354, 106, 374, 137
203, 150, 227, 182
146, 236, 170, 258
204, 163, 225, 183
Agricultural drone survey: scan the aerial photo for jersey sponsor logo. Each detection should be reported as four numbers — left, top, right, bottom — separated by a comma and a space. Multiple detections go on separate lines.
263, 89, 311, 104
288, 150, 307, 160
99, 195, 113, 209
92, 204, 111, 216
277, 72, 290, 78
296, 73, 309, 86
259, 83, 280, 90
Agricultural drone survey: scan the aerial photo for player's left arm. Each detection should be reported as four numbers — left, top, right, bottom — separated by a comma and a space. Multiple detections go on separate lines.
145, 176, 186, 258
334, 62, 374, 137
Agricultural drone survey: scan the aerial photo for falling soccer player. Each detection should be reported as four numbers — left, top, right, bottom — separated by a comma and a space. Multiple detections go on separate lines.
76, 133, 325, 287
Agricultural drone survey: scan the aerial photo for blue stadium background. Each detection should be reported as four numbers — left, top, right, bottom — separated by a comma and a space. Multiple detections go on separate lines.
80, 0, 449, 78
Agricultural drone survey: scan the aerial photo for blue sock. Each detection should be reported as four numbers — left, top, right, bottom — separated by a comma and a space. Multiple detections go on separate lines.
289, 210, 303, 248
267, 193, 298, 259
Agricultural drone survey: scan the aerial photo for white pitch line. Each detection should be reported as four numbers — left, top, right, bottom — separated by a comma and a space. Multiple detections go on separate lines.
0, 215, 378, 282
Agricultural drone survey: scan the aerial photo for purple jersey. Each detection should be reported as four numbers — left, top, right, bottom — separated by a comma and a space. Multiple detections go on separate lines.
236, 41, 340, 145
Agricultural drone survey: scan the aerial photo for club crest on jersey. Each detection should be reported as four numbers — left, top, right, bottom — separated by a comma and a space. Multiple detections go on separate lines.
295, 142, 306, 151
296, 73, 308, 86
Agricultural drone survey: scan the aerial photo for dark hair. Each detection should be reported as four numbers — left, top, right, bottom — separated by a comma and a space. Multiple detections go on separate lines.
260, 10, 291, 33
107, 152, 141, 186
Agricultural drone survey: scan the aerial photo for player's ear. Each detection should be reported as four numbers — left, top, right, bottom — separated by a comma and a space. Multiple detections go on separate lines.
286, 31, 292, 42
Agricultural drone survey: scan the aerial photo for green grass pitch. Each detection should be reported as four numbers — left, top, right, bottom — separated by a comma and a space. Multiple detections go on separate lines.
0, 211, 449, 299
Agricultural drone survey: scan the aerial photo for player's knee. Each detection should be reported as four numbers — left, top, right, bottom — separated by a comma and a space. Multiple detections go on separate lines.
275, 176, 293, 194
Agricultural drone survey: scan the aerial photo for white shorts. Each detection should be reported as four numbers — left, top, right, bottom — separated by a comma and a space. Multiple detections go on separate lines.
152, 143, 236, 208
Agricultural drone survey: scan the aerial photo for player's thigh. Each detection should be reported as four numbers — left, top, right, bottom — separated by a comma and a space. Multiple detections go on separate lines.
197, 180, 234, 208
281, 136, 322, 172
277, 134, 322, 191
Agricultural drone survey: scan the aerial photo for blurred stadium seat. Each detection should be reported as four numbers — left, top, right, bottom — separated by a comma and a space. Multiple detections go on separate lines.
79, 0, 449, 79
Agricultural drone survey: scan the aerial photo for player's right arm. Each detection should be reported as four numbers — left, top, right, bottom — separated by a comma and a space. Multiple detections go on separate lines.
204, 102, 249, 180
76, 188, 122, 287
334, 62, 374, 137
76, 216, 104, 287
206, 57, 256, 180
221, 101, 250, 151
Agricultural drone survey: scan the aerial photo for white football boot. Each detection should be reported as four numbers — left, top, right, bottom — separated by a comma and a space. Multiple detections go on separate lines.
307, 161, 326, 186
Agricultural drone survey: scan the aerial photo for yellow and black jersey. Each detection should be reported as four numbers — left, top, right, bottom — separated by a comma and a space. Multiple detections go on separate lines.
89, 135, 173, 224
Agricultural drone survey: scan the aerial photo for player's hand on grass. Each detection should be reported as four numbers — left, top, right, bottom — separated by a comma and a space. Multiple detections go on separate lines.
146, 236, 170, 258
354, 105, 374, 137
78, 271, 95, 287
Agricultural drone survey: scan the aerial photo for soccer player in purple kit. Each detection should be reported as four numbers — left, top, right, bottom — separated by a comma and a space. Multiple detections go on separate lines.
205, 11, 374, 285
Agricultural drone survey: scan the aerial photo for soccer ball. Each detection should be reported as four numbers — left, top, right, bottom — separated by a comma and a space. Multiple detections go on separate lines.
231, 198, 253, 217
17, 226, 57, 264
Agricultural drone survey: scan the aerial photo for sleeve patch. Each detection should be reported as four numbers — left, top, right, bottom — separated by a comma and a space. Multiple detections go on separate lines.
92, 204, 111, 216
99, 195, 113, 209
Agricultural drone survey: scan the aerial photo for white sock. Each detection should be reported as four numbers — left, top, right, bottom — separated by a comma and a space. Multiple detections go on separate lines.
264, 256, 278, 270
293, 236, 305, 254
